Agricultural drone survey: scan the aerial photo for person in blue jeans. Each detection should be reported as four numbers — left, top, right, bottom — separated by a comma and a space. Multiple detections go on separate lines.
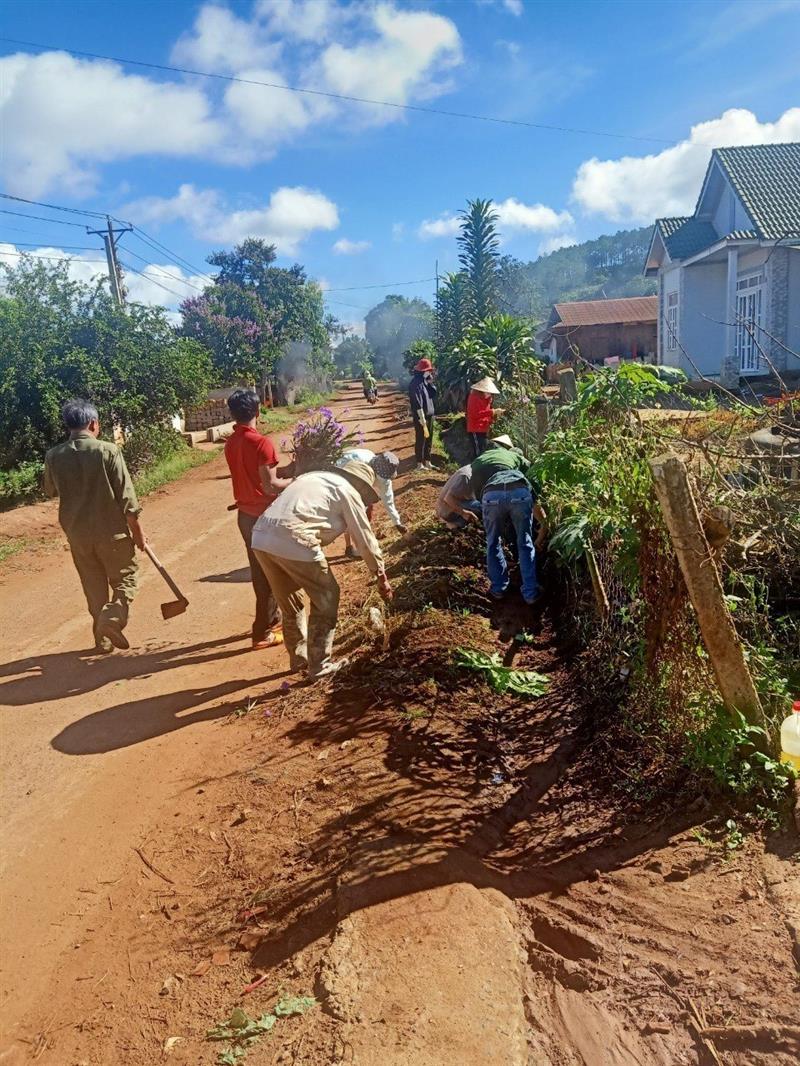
471, 435, 548, 605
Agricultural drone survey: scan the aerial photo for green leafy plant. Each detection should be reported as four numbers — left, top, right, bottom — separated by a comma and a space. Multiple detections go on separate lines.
686, 706, 795, 820
208, 996, 316, 1063
454, 647, 550, 696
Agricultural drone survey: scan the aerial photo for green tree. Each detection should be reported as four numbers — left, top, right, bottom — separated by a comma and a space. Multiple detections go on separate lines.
365, 294, 434, 378
0, 257, 212, 468
183, 238, 333, 394
435, 271, 472, 357
334, 335, 374, 377
402, 338, 436, 376
458, 198, 500, 322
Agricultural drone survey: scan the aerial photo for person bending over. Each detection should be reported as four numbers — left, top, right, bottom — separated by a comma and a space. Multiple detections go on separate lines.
470, 435, 548, 606
251, 460, 392, 682
337, 448, 407, 557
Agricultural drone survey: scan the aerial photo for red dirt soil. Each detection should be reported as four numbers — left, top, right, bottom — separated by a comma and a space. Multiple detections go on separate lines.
1, 384, 798, 1066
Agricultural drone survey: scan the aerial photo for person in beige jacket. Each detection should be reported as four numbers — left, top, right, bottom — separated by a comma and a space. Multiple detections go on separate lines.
252, 459, 392, 681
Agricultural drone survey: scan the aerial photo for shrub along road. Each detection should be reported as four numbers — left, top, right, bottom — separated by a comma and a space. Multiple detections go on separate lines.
1, 385, 798, 1065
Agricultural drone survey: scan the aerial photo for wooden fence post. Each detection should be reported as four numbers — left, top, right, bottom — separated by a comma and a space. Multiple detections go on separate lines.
535, 397, 549, 445
649, 452, 766, 732
558, 368, 578, 403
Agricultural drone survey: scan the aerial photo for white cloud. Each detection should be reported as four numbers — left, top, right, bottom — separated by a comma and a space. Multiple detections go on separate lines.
319, 4, 462, 111
222, 68, 332, 158
418, 198, 573, 239
171, 4, 281, 73
496, 198, 573, 232
0, 243, 203, 310
418, 214, 461, 239
479, 0, 525, 14
539, 234, 578, 255
333, 238, 372, 255
0, 50, 221, 196
0, 5, 465, 196
391, 222, 405, 241
572, 106, 800, 224
126, 184, 340, 256
256, 0, 342, 42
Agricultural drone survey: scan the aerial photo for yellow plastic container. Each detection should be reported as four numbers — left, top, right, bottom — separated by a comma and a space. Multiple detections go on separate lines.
780, 701, 800, 771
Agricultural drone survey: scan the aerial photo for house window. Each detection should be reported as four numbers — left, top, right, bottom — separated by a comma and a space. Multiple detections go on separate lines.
666, 291, 679, 351
735, 270, 764, 374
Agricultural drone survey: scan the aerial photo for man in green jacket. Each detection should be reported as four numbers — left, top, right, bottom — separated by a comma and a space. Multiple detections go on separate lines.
470, 435, 547, 605
44, 399, 147, 653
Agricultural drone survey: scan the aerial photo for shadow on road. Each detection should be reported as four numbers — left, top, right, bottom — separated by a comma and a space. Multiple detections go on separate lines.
200, 567, 251, 583
51, 674, 272, 755
0, 634, 251, 707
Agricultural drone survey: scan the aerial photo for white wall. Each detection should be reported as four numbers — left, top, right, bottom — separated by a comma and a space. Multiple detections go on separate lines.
711, 181, 753, 236
658, 265, 682, 368
681, 260, 728, 377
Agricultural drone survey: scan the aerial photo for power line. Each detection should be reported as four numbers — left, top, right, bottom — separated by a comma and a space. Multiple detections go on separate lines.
0, 36, 689, 147
0, 207, 89, 228
122, 245, 205, 291
1, 240, 99, 251
0, 249, 107, 264
325, 276, 435, 292
129, 226, 215, 284
118, 258, 191, 300
0, 190, 111, 219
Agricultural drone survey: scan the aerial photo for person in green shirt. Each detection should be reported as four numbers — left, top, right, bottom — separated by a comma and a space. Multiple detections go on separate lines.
470, 435, 547, 605
44, 399, 147, 653
361, 367, 377, 402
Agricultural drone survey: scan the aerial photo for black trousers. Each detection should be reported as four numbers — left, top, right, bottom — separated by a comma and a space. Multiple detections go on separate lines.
471, 432, 487, 457
414, 416, 434, 463
237, 510, 281, 640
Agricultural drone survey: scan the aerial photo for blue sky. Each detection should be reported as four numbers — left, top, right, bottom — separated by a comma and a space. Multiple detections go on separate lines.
1, 0, 799, 329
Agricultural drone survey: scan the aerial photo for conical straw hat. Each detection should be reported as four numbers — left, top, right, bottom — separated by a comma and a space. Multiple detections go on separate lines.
471, 377, 500, 395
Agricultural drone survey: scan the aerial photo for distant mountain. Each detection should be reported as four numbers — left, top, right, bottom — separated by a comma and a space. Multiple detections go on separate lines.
496, 226, 656, 325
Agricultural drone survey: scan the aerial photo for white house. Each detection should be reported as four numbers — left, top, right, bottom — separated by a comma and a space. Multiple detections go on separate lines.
644, 143, 800, 387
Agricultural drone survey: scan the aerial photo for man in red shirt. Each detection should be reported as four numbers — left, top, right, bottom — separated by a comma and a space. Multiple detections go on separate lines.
465, 377, 500, 457
225, 389, 292, 649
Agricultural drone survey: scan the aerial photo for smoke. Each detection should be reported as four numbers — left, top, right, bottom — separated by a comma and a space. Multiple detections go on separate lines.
365, 299, 433, 379
275, 340, 330, 403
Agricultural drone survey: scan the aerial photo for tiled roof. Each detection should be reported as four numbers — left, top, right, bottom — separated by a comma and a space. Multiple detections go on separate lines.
713, 143, 800, 240
552, 296, 658, 328
655, 217, 719, 259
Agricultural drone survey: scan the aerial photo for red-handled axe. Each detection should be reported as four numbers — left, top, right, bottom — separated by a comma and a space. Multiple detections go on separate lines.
144, 544, 189, 619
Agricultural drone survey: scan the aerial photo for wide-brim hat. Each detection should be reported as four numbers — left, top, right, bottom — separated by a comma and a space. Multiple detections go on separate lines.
489, 434, 514, 448
414, 358, 434, 372
336, 459, 380, 506
471, 377, 500, 395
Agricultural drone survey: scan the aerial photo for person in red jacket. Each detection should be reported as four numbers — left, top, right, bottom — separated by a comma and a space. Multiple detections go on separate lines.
225, 388, 292, 649
465, 377, 500, 456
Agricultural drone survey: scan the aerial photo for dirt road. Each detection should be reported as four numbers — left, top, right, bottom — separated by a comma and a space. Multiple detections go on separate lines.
0, 386, 409, 1054
2, 385, 799, 1066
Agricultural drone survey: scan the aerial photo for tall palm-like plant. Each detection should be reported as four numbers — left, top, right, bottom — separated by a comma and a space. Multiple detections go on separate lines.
457, 199, 500, 322
435, 272, 471, 356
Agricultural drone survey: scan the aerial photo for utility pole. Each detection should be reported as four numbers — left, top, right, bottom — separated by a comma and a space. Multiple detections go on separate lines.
87, 216, 132, 306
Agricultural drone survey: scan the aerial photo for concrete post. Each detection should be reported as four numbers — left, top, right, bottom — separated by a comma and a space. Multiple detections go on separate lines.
649, 452, 766, 732
558, 368, 578, 403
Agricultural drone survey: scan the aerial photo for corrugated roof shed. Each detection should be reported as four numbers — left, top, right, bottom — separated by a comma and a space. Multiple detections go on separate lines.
552, 296, 658, 328
714, 143, 800, 240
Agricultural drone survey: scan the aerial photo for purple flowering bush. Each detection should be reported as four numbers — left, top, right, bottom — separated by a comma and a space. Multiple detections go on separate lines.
291, 407, 359, 473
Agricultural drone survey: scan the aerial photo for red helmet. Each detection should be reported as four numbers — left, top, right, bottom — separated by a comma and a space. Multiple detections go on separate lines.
414, 358, 434, 372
